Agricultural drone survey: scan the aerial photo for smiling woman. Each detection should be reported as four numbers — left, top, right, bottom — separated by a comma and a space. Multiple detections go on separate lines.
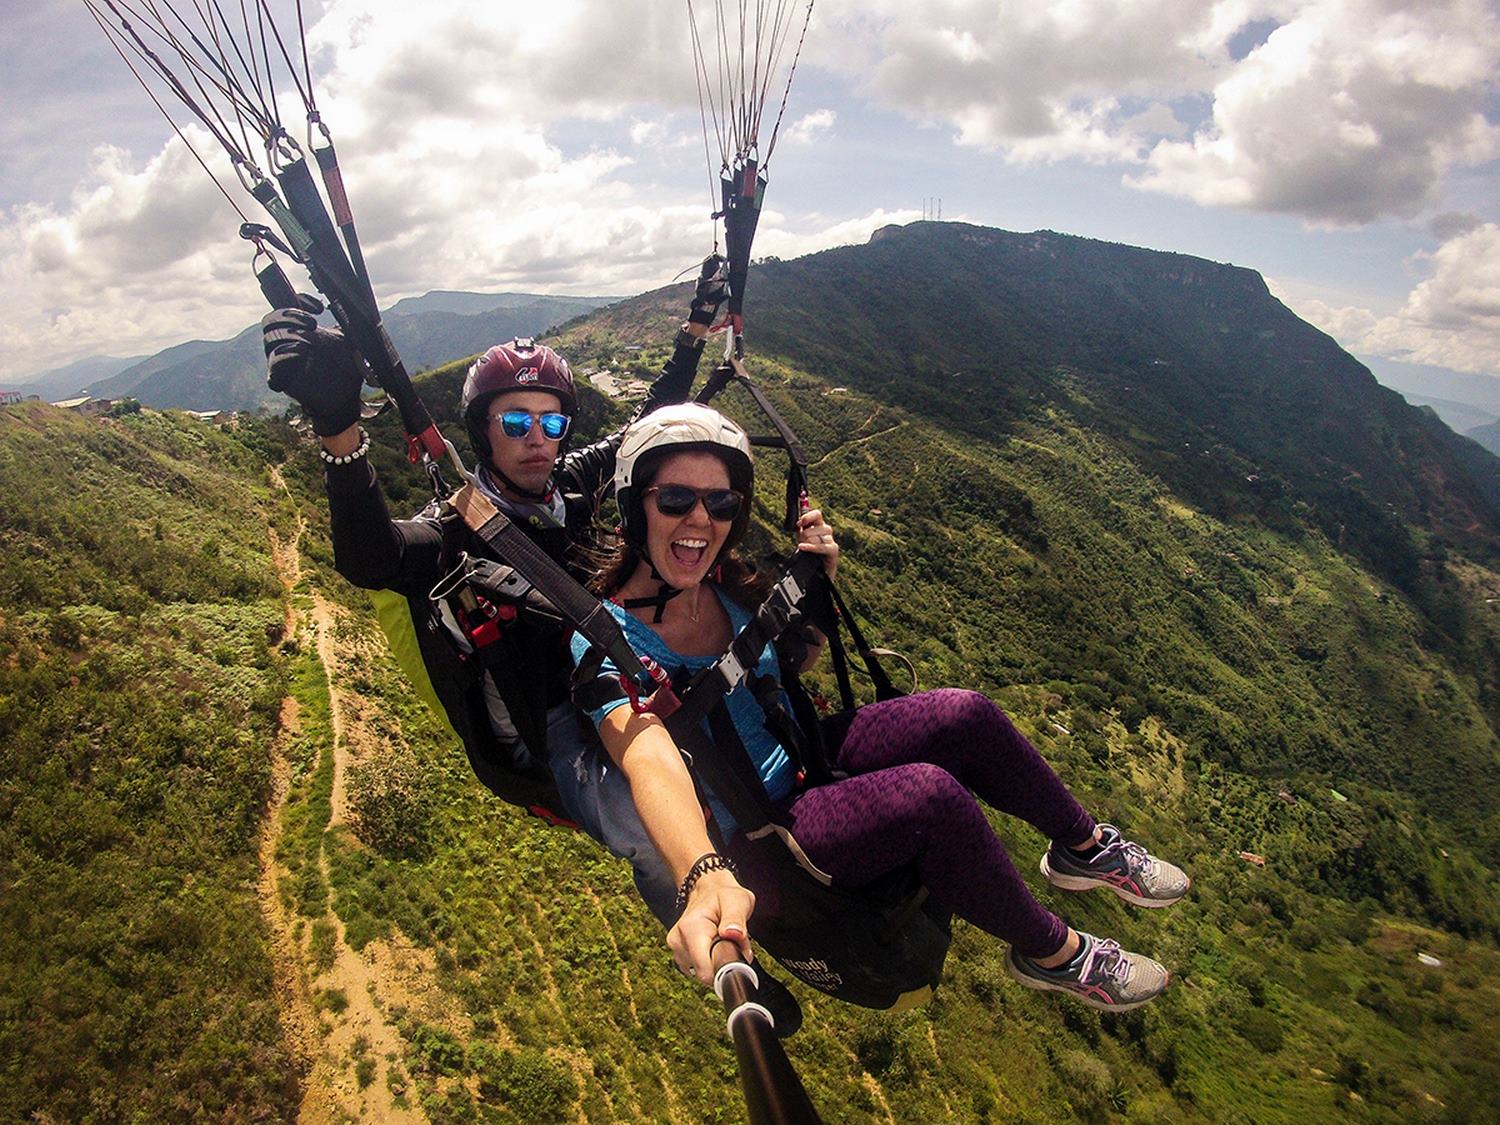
571, 402, 1191, 1016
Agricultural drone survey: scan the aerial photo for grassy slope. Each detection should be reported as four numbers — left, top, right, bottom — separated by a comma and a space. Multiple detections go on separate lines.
8, 216, 1500, 1122
337, 345, 1500, 1121
0, 403, 297, 1121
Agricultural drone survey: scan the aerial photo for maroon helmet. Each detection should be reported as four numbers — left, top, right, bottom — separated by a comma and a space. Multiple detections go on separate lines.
461, 337, 576, 462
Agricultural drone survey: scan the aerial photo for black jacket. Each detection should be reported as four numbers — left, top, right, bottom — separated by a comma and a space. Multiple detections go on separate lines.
323, 336, 707, 808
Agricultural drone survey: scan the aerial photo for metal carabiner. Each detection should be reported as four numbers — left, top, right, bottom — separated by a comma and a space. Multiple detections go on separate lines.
307, 109, 333, 153
623, 659, 680, 717
266, 126, 304, 173
233, 155, 269, 193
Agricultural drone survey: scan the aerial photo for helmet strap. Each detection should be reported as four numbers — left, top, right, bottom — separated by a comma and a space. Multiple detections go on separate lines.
487, 463, 556, 504
621, 559, 681, 624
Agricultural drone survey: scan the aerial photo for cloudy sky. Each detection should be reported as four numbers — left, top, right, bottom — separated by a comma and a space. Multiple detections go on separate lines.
2, 0, 1497, 388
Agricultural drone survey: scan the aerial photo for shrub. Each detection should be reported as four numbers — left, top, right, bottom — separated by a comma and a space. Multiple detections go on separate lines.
347, 745, 435, 858
475, 1047, 577, 1122
1057, 1049, 1113, 1106
1236, 1008, 1285, 1053
408, 1024, 467, 1077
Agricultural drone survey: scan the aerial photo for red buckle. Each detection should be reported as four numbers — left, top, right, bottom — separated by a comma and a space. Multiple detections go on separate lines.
526, 804, 580, 831
622, 659, 680, 718
463, 596, 513, 647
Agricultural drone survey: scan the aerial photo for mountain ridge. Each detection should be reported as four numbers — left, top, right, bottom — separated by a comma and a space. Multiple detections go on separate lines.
75, 290, 618, 412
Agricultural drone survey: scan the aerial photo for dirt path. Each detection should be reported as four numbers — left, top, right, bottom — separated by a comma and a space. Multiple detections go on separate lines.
255, 696, 334, 1122
311, 595, 352, 830
262, 464, 426, 1124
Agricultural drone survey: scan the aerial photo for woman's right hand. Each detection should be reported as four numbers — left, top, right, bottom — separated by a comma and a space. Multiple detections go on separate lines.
668, 869, 756, 986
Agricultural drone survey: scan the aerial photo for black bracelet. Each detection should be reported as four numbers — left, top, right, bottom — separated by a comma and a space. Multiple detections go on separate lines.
675, 326, 707, 351
674, 852, 739, 917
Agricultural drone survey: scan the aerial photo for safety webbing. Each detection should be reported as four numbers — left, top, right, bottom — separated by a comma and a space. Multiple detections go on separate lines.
694, 355, 808, 531
449, 486, 658, 695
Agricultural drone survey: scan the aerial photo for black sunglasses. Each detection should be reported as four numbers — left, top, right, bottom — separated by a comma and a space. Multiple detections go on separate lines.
646, 483, 744, 522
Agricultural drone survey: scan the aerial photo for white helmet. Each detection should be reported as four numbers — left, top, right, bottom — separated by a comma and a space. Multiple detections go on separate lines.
614, 403, 754, 549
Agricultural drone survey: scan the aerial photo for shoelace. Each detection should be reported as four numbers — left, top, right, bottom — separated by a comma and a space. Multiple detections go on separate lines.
1098, 836, 1158, 877
1082, 938, 1129, 984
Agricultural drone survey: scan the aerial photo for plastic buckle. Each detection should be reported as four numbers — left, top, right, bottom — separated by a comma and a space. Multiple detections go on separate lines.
464, 596, 514, 647
623, 660, 681, 718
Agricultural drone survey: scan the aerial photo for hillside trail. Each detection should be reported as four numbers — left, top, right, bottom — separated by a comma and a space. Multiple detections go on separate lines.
262, 464, 427, 1124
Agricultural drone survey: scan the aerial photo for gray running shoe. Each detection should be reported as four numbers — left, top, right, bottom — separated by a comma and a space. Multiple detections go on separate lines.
1040, 824, 1190, 907
1006, 932, 1170, 1011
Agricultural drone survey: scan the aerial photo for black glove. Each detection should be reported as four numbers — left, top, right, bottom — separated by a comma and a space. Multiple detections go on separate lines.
261, 296, 365, 436
688, 253, 729, 326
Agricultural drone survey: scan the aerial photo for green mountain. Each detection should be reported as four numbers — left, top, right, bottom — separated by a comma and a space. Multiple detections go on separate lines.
5, 222, 1500, 1123
82, 291, 616, 413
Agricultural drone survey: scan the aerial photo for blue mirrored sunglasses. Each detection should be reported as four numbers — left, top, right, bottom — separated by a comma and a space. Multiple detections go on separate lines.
492, 409, 571, 440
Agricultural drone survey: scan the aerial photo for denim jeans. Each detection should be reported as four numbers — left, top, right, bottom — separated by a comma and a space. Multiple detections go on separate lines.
545, 702, 676, 926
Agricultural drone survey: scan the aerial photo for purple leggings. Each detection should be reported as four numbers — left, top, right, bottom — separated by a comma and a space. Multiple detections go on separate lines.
785, 689, 1095, 958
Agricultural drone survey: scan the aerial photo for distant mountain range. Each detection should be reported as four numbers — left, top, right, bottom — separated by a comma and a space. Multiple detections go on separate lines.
7, 354, 147, 402
1363, 355, 1500, 453
14, 291, 617, 413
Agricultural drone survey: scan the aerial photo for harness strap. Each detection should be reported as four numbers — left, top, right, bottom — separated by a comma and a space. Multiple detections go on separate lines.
450, 485, 666, 707
828, 581, 901, 702
695, 355, 809, 531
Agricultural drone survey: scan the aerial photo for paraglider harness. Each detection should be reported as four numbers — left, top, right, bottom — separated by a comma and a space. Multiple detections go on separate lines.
573, 549, 952, 1012
417, 487, 680, 822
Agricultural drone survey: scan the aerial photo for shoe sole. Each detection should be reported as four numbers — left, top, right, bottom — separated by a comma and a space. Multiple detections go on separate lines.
1004, 950, 1166, 1012
1039, 853, 1189, 909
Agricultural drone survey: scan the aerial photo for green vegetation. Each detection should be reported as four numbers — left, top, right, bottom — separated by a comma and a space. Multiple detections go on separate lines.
0, 404, 296, 1121
5, 223, 1500, 1121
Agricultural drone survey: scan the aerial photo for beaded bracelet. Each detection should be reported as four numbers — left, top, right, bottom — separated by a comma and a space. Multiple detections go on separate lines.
318, 428, 369, 466
673, 851, 739, 917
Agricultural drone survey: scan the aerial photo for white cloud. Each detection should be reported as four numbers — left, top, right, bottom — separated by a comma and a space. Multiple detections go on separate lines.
7, 0, 1500, 380
1132, 0, 1500, 224
815, 0, 1225, 149
0, 0, 730, 379
813, 0, 1500, 225
752, 207, 922, 261
784, 110, 837, 146
1279, 224, 1500, 376
0, 137, 266, 378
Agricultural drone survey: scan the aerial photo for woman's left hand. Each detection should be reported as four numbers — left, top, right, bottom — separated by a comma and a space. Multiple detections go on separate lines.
796, 507, 839, 581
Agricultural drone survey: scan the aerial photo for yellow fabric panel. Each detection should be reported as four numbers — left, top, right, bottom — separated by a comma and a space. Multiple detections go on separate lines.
369, 587, 459, 741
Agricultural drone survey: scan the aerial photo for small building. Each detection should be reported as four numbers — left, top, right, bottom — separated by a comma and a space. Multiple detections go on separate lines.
0, 389, 27, 406
52, 396, 114, 416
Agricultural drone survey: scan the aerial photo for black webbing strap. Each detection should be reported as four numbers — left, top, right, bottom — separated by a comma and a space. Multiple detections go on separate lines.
695, 356, 809, 532
827, 583, 902, 702
653, 554, 826, 830
450, 486, 661, 700
261, 157, 451, 472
